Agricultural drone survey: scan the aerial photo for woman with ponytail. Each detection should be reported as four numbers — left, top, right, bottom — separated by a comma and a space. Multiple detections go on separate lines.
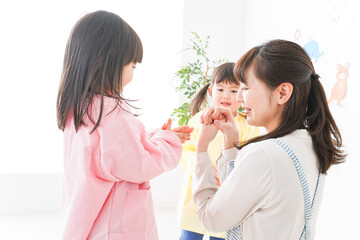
176, 62, 260, 240
192, 40, 346, 240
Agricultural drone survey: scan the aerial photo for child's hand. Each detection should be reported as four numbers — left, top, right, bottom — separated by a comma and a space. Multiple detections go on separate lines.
161, 118, 194, 143
171, 126, 194, 143
161, 118, 173, 131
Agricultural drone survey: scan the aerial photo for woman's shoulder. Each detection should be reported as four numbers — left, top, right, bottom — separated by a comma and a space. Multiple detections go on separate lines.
239, 139, 278, 162
240, 140, 270, 155
244, 138, 286, 153
235, 142, 273, 172
241, 132, 310, 163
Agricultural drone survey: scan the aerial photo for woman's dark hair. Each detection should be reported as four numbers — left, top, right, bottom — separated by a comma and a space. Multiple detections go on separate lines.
235, 39, 345, 174
190, 62, 238, 116
57, 10, 143, 132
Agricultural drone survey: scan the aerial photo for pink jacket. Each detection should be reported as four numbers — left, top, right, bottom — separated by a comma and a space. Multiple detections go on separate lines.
61, 95, 182, 240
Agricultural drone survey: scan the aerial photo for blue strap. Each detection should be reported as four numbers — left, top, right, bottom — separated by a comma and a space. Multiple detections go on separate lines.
225, 225, 241, 240
225, 160, 242, 240
271, 139, 322, 240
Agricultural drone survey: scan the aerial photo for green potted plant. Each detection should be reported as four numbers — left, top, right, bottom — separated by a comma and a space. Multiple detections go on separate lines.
171, 31, 227, 126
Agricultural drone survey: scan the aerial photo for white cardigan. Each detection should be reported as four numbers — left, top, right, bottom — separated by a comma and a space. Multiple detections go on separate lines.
192, 129, 325, 240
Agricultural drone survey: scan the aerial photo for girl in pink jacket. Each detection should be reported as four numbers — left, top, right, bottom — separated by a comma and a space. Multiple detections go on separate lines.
56, 10, 192, 240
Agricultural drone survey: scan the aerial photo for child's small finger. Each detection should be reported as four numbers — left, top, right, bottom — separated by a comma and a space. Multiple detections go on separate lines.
167, 118, 172, 128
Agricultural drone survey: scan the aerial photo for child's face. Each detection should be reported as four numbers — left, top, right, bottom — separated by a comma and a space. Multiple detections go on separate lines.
209, 81, 241, 116
121, 62, 137, 90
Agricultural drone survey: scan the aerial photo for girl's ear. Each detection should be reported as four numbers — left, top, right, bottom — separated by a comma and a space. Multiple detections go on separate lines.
208, 87, 212, 97
276, 82, 293, 105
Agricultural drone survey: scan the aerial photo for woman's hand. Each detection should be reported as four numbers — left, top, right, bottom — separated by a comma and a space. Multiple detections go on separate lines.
161, 118, 194, 143
201, 107, 239, 149
196, 123, 219, 152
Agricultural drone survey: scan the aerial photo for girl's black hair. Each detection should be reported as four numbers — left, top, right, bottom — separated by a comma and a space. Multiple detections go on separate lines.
190, 62, 238, 116
234, 39, 345, 174
57, 10, 143, 133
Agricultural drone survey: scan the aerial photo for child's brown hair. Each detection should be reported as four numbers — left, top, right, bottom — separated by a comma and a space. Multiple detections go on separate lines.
57, 11, 143, 133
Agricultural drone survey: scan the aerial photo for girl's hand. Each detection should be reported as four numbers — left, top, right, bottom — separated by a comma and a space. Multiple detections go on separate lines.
201, 107, 239, 149
161, 118, 173, 131
161, 118, 194, 143
171, 126, 194, 143
196, 123, 219, 152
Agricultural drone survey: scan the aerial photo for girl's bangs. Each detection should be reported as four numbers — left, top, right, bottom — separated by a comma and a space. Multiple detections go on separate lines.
129, 29, 143, 64
217, 76, 239, 86
213, 62, 239, 85
132, 34, 143, 63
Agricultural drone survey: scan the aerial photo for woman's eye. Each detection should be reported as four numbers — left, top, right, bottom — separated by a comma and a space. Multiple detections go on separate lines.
231, 90, 238, 93
216, 89, 223, 92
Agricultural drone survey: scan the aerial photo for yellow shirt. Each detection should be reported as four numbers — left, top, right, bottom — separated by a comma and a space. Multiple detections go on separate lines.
175, 109, 261, 238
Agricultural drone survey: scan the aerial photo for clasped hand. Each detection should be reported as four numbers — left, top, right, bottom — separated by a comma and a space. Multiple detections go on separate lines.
161, 118, 194, 143
196, 107, 239, 152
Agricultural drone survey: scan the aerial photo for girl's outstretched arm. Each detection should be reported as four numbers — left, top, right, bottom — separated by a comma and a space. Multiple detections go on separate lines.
94, 105, 184, 183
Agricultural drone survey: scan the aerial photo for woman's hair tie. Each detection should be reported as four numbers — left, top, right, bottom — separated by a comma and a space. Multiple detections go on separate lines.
311, 73, 320, 81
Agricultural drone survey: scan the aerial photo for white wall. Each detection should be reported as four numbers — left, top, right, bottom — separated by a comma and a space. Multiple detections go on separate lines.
0, 0, 184, 212
182, 0, 248, 64
0, 173, 62, 214
181, 0, 360, 239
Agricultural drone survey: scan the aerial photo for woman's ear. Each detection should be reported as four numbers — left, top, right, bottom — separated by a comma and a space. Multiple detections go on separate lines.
276, 82, 293, 105
208, 87, 212, 97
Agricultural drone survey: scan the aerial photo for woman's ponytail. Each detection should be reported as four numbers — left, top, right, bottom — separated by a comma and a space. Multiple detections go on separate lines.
190, 83, 211, 116
233, 40, 345, 174
306, 74, 346, 173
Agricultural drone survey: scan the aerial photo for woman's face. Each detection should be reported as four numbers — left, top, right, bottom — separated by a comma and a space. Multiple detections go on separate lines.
236, 66, 282, 132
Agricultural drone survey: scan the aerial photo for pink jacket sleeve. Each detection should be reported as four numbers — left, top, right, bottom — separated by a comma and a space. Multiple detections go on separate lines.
94, 105, 182, 183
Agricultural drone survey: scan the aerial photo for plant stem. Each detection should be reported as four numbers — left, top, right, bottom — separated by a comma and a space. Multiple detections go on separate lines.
204, 63, 209, 86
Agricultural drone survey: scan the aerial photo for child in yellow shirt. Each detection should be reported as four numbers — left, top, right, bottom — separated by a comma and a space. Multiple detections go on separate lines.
175, 62, 261, 240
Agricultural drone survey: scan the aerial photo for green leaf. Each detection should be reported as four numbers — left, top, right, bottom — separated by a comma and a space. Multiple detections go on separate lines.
172, 31, 226, 126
